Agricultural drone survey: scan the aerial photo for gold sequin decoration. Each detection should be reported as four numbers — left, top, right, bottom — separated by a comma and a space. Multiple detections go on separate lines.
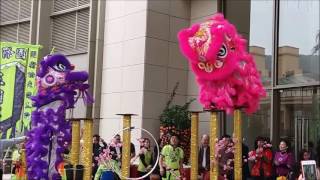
234, 109, 242, 180
210, 111, 219, 180
121, 115, 131, 179
190, 112, 199, 180
82, 119, 93, 180
70, 120, 80, 165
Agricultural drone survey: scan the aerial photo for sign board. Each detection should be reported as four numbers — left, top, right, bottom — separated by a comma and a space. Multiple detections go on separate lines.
0, 42, 41, 139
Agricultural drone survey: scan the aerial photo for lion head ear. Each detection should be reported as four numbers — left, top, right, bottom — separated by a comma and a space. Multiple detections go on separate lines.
37, 59, 48, 78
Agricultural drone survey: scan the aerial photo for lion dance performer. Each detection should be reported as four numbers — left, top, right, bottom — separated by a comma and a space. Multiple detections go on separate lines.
26, 54, 93, 180
178, 13, 266, 114
178, 13, 266, 180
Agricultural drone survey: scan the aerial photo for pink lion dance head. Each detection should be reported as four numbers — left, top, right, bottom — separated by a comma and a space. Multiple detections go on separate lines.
178, 13, 266, 114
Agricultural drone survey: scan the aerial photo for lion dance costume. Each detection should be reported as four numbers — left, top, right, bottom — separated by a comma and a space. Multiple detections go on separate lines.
26, 54, 92, 180
178, 13, 266, 114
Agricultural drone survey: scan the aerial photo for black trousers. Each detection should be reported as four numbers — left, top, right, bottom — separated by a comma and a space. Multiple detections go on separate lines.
252, 177, 273, 180
0, 168, 3, 180
138, 171, 150, 180
92, 164, 98, 180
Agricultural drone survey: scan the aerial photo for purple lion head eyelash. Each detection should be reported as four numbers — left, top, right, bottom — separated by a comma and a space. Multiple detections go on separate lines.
26, 54, 93, 180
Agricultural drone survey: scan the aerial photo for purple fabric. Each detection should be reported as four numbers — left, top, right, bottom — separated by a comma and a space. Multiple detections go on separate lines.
274, 151, 295, 176
26, 54, 93, 180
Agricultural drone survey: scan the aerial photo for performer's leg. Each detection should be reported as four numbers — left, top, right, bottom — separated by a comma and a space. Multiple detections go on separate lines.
64, 164, 73, 180
49, 135, 62, 180
92, 164, 98, 180
52, 125, 72, 180
75, 165, 84, 180
0, 168, 3, 180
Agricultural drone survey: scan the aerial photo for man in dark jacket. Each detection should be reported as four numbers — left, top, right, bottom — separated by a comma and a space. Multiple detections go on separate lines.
108, 134, 135, 180
108, 134, 136, 162
92, 134, 107, 179
198, 134, 210, 180
242, 143, 250, 179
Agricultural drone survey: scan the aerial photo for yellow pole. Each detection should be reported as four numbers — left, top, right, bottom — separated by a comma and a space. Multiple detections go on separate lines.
190, 112, 200, 180
210, 111, 219, 180
82, 118, 93, 180
120, 114, 132, 179
21, 148, 27, 179
70, 119, 80, 165
234, 109, 242, 180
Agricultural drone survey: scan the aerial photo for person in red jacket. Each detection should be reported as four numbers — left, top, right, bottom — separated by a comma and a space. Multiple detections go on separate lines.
248, 136, 273, 180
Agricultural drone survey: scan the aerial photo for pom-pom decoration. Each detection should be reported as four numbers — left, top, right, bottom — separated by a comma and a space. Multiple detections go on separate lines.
178, 13, 266, 114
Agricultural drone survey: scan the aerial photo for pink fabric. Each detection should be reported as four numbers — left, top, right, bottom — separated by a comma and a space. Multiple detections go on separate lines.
178, 13, 266, 114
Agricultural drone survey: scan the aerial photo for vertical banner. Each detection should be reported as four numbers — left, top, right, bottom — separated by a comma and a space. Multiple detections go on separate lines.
0, 42, 41, 139
22, 45, 41, 131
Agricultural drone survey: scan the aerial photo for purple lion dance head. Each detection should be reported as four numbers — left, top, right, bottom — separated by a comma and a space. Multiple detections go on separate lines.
26, 54, 93, 180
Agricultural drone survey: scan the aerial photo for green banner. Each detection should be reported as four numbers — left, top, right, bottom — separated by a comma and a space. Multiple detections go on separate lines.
0, 42, 41, 139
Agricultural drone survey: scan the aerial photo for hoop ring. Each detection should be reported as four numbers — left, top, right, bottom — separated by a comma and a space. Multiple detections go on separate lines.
108, 127, 160, 180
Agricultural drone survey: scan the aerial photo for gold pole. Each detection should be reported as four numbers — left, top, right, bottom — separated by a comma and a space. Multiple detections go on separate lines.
82, 118, 93, 180
210, 111, 219, 180
190, 112, 200, 180
21, 148, 27, 179
121, 114, 132, 179
70, 119, 81, 165
234, 109, 242, 180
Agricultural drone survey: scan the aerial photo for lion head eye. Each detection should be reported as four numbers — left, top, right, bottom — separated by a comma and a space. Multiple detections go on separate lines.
52, 62, 66, 72
217, 44, 227, 59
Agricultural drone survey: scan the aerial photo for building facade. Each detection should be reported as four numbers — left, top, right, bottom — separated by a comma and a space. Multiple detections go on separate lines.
0, 0, 319, 159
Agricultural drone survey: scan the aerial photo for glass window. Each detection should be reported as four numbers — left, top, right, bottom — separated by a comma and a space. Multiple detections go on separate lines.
249, 0, 273, 88
279, 87, 320, 159
225, 0, 273, 149
0, 0, 32, 44
51, 9, 89, 54
278, 1, 320, 85
226, 91, 271, 150
50, 0, 90, 54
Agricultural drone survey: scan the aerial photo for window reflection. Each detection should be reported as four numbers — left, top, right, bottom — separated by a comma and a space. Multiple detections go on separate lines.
224, 0, 274, 149
226, 91, 271, 150
242, 91, 271, 150
279, 87, 320, 158
249, 0, 273, 87
278, 0, 320, 85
